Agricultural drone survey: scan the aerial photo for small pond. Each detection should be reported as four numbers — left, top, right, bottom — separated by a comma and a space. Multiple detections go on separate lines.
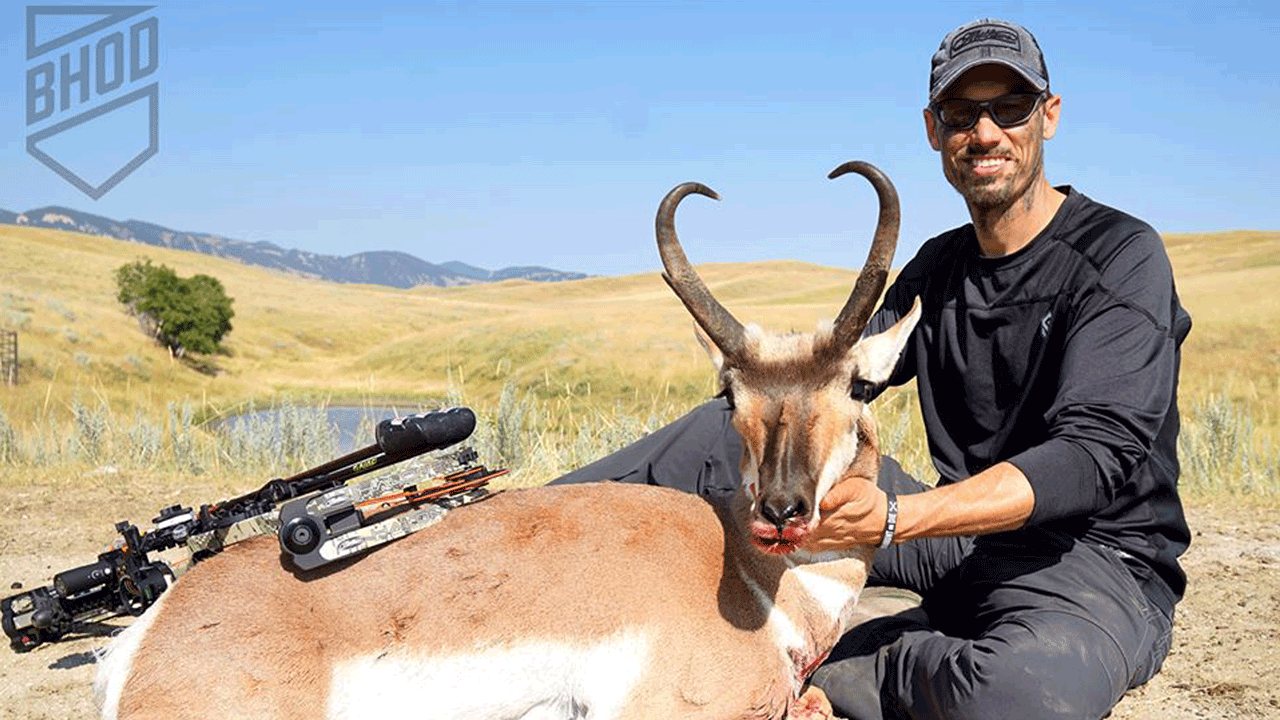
216, 403, 441, 456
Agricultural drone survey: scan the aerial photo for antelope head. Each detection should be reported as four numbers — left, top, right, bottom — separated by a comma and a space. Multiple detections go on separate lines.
657, 161, 921, 554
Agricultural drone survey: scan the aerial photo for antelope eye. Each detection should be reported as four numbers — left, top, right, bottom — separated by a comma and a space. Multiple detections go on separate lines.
850, 380, 874, 402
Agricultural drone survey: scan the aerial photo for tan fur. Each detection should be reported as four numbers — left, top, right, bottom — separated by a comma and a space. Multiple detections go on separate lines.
114, 483, 874, 720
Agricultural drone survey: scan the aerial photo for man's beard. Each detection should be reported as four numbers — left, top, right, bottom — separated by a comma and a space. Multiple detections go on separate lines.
946, 139, 1045, 212
942, 114, 1047, 212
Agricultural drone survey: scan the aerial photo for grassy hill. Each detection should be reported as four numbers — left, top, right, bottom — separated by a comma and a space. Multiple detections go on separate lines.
1, 224, 1277, 488
1163, 231, 1279, 411
0, 226, 896, 420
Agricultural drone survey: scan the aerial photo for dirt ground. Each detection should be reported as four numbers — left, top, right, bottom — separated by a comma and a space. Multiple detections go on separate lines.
0, 473, 1276, 719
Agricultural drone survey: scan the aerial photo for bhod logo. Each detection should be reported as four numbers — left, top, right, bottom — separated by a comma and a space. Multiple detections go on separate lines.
25, 5, 160, 199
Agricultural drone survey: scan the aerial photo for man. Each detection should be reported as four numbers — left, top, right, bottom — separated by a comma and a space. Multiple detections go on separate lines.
554, 18, 1191, 720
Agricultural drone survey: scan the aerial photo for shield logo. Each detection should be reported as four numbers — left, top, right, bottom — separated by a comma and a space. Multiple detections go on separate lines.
25, 5, 160, 200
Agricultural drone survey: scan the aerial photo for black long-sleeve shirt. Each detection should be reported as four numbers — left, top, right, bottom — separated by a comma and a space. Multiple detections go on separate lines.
866, 187, 1192, 616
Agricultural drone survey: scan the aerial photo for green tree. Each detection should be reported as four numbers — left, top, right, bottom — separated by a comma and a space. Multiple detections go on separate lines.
114, 259, 235, 356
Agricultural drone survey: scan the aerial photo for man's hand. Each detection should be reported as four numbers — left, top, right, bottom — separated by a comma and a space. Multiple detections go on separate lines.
803, 462, 1038, 552
802, 476, 888, 552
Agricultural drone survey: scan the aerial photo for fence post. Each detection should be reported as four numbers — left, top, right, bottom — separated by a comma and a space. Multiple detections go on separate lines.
0, 329, 16, 385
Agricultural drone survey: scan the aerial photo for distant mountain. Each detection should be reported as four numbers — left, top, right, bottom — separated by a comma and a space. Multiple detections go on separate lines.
437, 260, 496, 281
434, 261, 581, 283
3, 206, 588, 289
493, 266, 588, 282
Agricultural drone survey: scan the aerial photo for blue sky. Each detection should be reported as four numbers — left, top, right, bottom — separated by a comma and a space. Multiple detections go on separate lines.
1, 1, 1276, 277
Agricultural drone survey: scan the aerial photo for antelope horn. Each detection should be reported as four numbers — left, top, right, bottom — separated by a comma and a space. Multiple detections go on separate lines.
655, 182, 747, 363
826, 161, 901, 352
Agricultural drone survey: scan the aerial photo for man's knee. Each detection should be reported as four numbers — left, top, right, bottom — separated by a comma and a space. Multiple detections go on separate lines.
894, 622, 1126, 720
549, 398, 736, 489
809, 609, 933, 720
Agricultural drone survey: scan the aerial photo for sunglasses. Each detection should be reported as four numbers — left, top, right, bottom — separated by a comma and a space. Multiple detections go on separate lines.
930, 92, 1046, 131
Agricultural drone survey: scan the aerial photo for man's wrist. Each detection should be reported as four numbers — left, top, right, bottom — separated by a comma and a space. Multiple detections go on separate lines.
879, 491, 899, 548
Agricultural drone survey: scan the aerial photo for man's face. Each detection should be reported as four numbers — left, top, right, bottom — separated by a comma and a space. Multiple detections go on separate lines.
924, 65, 1061, 210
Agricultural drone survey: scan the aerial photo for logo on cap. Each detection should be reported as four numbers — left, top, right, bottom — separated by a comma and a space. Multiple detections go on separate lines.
951, 24, 1021, 55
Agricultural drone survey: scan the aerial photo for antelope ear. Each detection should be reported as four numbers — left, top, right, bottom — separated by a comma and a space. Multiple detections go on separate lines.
694, 324, 726, 372
851, 297, 921, 384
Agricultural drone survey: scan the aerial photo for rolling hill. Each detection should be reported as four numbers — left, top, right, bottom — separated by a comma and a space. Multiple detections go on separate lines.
1, 223, 1276, 444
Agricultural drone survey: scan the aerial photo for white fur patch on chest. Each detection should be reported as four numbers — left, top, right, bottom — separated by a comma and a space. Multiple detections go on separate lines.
326, 629, 652, 720
736, 555, 864, 681
787, 566, 862, 625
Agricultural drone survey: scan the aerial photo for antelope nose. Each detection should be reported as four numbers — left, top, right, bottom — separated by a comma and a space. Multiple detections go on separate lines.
760, 495, 809, 529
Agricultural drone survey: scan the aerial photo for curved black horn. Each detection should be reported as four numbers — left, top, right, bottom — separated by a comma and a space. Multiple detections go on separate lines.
826, 161, 900, 351
655, 182, 747, 363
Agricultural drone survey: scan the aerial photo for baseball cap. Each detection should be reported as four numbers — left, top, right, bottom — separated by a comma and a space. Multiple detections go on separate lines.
929, 19, 1049, 102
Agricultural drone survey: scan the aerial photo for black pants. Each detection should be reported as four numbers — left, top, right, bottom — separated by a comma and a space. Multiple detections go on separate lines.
551, 400, 1175, 720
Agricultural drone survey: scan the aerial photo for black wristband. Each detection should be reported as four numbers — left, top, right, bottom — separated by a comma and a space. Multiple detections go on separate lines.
879, 491, 899, 549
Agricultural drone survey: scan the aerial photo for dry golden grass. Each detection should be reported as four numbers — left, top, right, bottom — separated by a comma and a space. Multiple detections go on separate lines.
0, 228, 879, 425
1165, 230, 1280, 438
1, 224, 1276, 492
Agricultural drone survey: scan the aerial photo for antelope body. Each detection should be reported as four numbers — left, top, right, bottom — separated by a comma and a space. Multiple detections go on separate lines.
96, 161, 921, 720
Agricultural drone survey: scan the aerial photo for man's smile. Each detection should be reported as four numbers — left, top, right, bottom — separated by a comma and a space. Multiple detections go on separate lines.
965, 156, 1012, 177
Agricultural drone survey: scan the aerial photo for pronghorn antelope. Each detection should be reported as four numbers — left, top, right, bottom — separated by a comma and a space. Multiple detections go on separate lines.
95, 161, 921, 720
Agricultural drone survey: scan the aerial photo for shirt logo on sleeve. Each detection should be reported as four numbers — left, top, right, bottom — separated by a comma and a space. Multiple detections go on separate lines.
1039, 311, 1053, 338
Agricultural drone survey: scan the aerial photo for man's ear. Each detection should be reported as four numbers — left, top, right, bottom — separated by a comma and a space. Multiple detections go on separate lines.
923, 108, 942, 151
694, 324, 726, 372
1041, 93, 1061, 140
851, 297, 922, 384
